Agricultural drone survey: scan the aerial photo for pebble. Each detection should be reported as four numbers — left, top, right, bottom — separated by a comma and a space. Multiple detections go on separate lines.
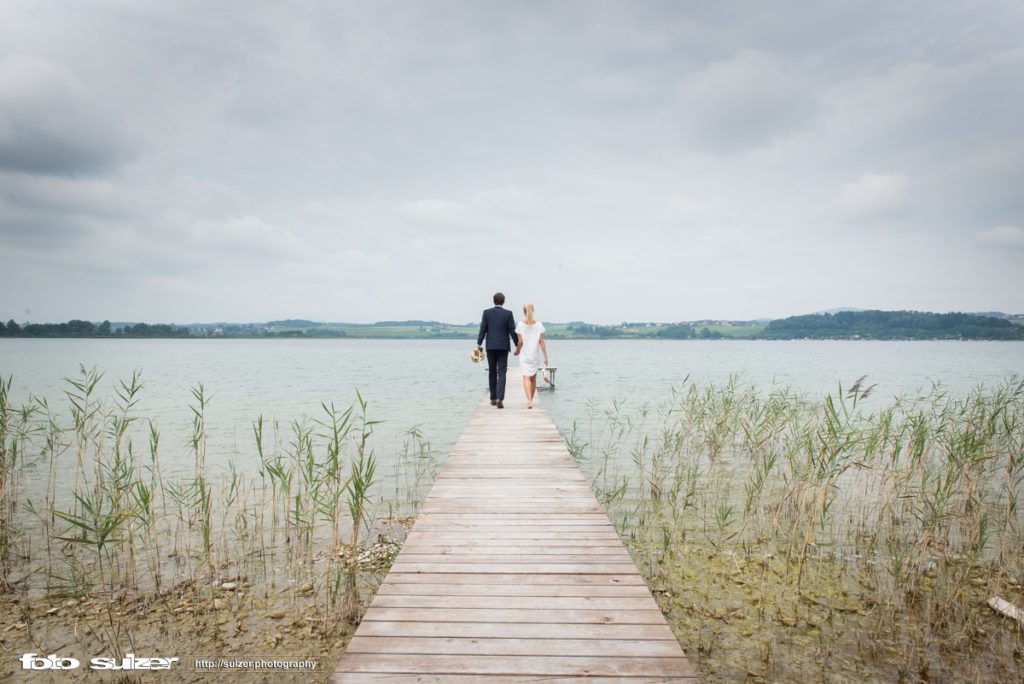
267, 609, 286, 619
221, 582, 239, 591
970, 578, 987, 587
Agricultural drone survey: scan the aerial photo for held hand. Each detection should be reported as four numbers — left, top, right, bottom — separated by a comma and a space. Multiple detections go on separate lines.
513, 349, 520, 356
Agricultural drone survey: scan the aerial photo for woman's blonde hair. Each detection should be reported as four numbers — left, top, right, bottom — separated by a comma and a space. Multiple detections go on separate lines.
523, 303, 536, 324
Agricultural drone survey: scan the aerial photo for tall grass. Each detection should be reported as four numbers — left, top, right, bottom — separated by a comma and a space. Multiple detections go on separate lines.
569, 375, 1024, 681
0, 368, 434, 659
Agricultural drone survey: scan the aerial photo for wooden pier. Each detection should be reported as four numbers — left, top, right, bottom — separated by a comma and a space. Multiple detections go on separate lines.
331, 374, 697, 682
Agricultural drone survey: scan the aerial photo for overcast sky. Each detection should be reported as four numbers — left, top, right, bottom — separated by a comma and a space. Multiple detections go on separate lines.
1, 1, 1022, 325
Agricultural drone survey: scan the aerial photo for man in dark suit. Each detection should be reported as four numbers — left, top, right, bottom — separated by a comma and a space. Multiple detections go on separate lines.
477, 292, 519, 409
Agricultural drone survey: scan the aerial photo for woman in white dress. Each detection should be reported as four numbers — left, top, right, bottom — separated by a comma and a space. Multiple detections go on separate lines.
514, 303, 549, 409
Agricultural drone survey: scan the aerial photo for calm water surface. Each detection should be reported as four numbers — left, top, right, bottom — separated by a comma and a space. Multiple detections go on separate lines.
2, 338, 1022, 481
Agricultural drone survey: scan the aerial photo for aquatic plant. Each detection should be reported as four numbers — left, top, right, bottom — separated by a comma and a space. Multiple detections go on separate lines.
0, 368, 434, 667
570, 375, 1024, 681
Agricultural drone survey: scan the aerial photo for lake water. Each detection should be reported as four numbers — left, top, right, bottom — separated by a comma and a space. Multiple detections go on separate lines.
2, 338, 1022, 484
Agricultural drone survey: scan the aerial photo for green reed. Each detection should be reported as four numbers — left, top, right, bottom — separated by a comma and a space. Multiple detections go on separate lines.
0, 368, 435, 662
571, 375, 1024, 681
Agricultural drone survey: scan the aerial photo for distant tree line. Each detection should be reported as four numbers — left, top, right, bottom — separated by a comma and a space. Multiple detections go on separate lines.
0, 319, 353, 338
655, 323, 694, 339
652, 323, 724, 339
0, 319, 193, 338
299, 329, 348, 337
566, 323, 622, 337
761, 310, 1024, 340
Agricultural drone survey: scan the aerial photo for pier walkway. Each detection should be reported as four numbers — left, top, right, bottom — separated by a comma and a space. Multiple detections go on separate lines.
331, 376, 697, 682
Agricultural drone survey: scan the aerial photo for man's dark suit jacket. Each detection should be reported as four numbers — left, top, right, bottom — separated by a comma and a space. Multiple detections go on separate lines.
477, 306, 519, 351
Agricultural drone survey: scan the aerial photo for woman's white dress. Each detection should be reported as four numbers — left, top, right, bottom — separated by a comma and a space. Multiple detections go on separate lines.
515, 321, 545, 376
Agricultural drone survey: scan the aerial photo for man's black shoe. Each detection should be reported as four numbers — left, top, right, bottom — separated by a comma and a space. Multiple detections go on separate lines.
490, 399, 497, 405
496, 400, 504, 409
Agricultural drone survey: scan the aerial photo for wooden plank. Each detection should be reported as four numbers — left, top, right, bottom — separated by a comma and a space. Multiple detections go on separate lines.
406, 531, 619, 538
406, 529, 619, 535
412, 514, 611, 521
382, 572, 648, 585
397, 544, 629, 554
405, 531, 620, 538
423, 495, 595, 500
412, 519, 614, 526
353, 620, 680, 641
398, 536, 623, 545
989, 596, 1024, 624
417, 502, 603, 509
428, 482, 591, 487
362, 607, 667, 625
386, 562, 642, 574
332, 675, 696, 683
346, 636, 685, 657
403, 532, 623, 541
424, 489, 595, 496
407, 526, 619, 534
375, 583, 655, 598
389, 554, 634, 564
415, 509, 606, 515
331, 377, 695, 681
368, 595, 662, 610
333, 654, 695, 677
414, 513, 611, 519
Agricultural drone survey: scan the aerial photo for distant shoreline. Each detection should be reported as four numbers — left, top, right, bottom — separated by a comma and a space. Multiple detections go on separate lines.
3, 310, 1022, 342
2, 335, 1022, 343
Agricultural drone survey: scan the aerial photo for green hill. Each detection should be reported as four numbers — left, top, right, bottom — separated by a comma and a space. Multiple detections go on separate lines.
760, 310, 1024, 340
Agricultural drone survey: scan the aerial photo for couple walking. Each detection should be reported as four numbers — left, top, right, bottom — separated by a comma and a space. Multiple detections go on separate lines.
476, 292, 549, 409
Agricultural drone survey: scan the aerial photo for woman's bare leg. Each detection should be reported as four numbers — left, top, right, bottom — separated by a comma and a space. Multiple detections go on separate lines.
529, 375, 538, 405
523, 375, 532, 407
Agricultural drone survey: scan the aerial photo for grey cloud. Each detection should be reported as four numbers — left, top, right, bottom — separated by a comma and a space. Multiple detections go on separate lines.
0, 56, 136, 176
837, 173, 911, 221
675, 50, 817, 153
977, 226, 1024, 249
1, 1, 1022, 323
0, 171, 142, 251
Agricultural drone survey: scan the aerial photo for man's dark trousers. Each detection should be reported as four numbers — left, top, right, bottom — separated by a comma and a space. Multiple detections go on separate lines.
487, 350, 509, 401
